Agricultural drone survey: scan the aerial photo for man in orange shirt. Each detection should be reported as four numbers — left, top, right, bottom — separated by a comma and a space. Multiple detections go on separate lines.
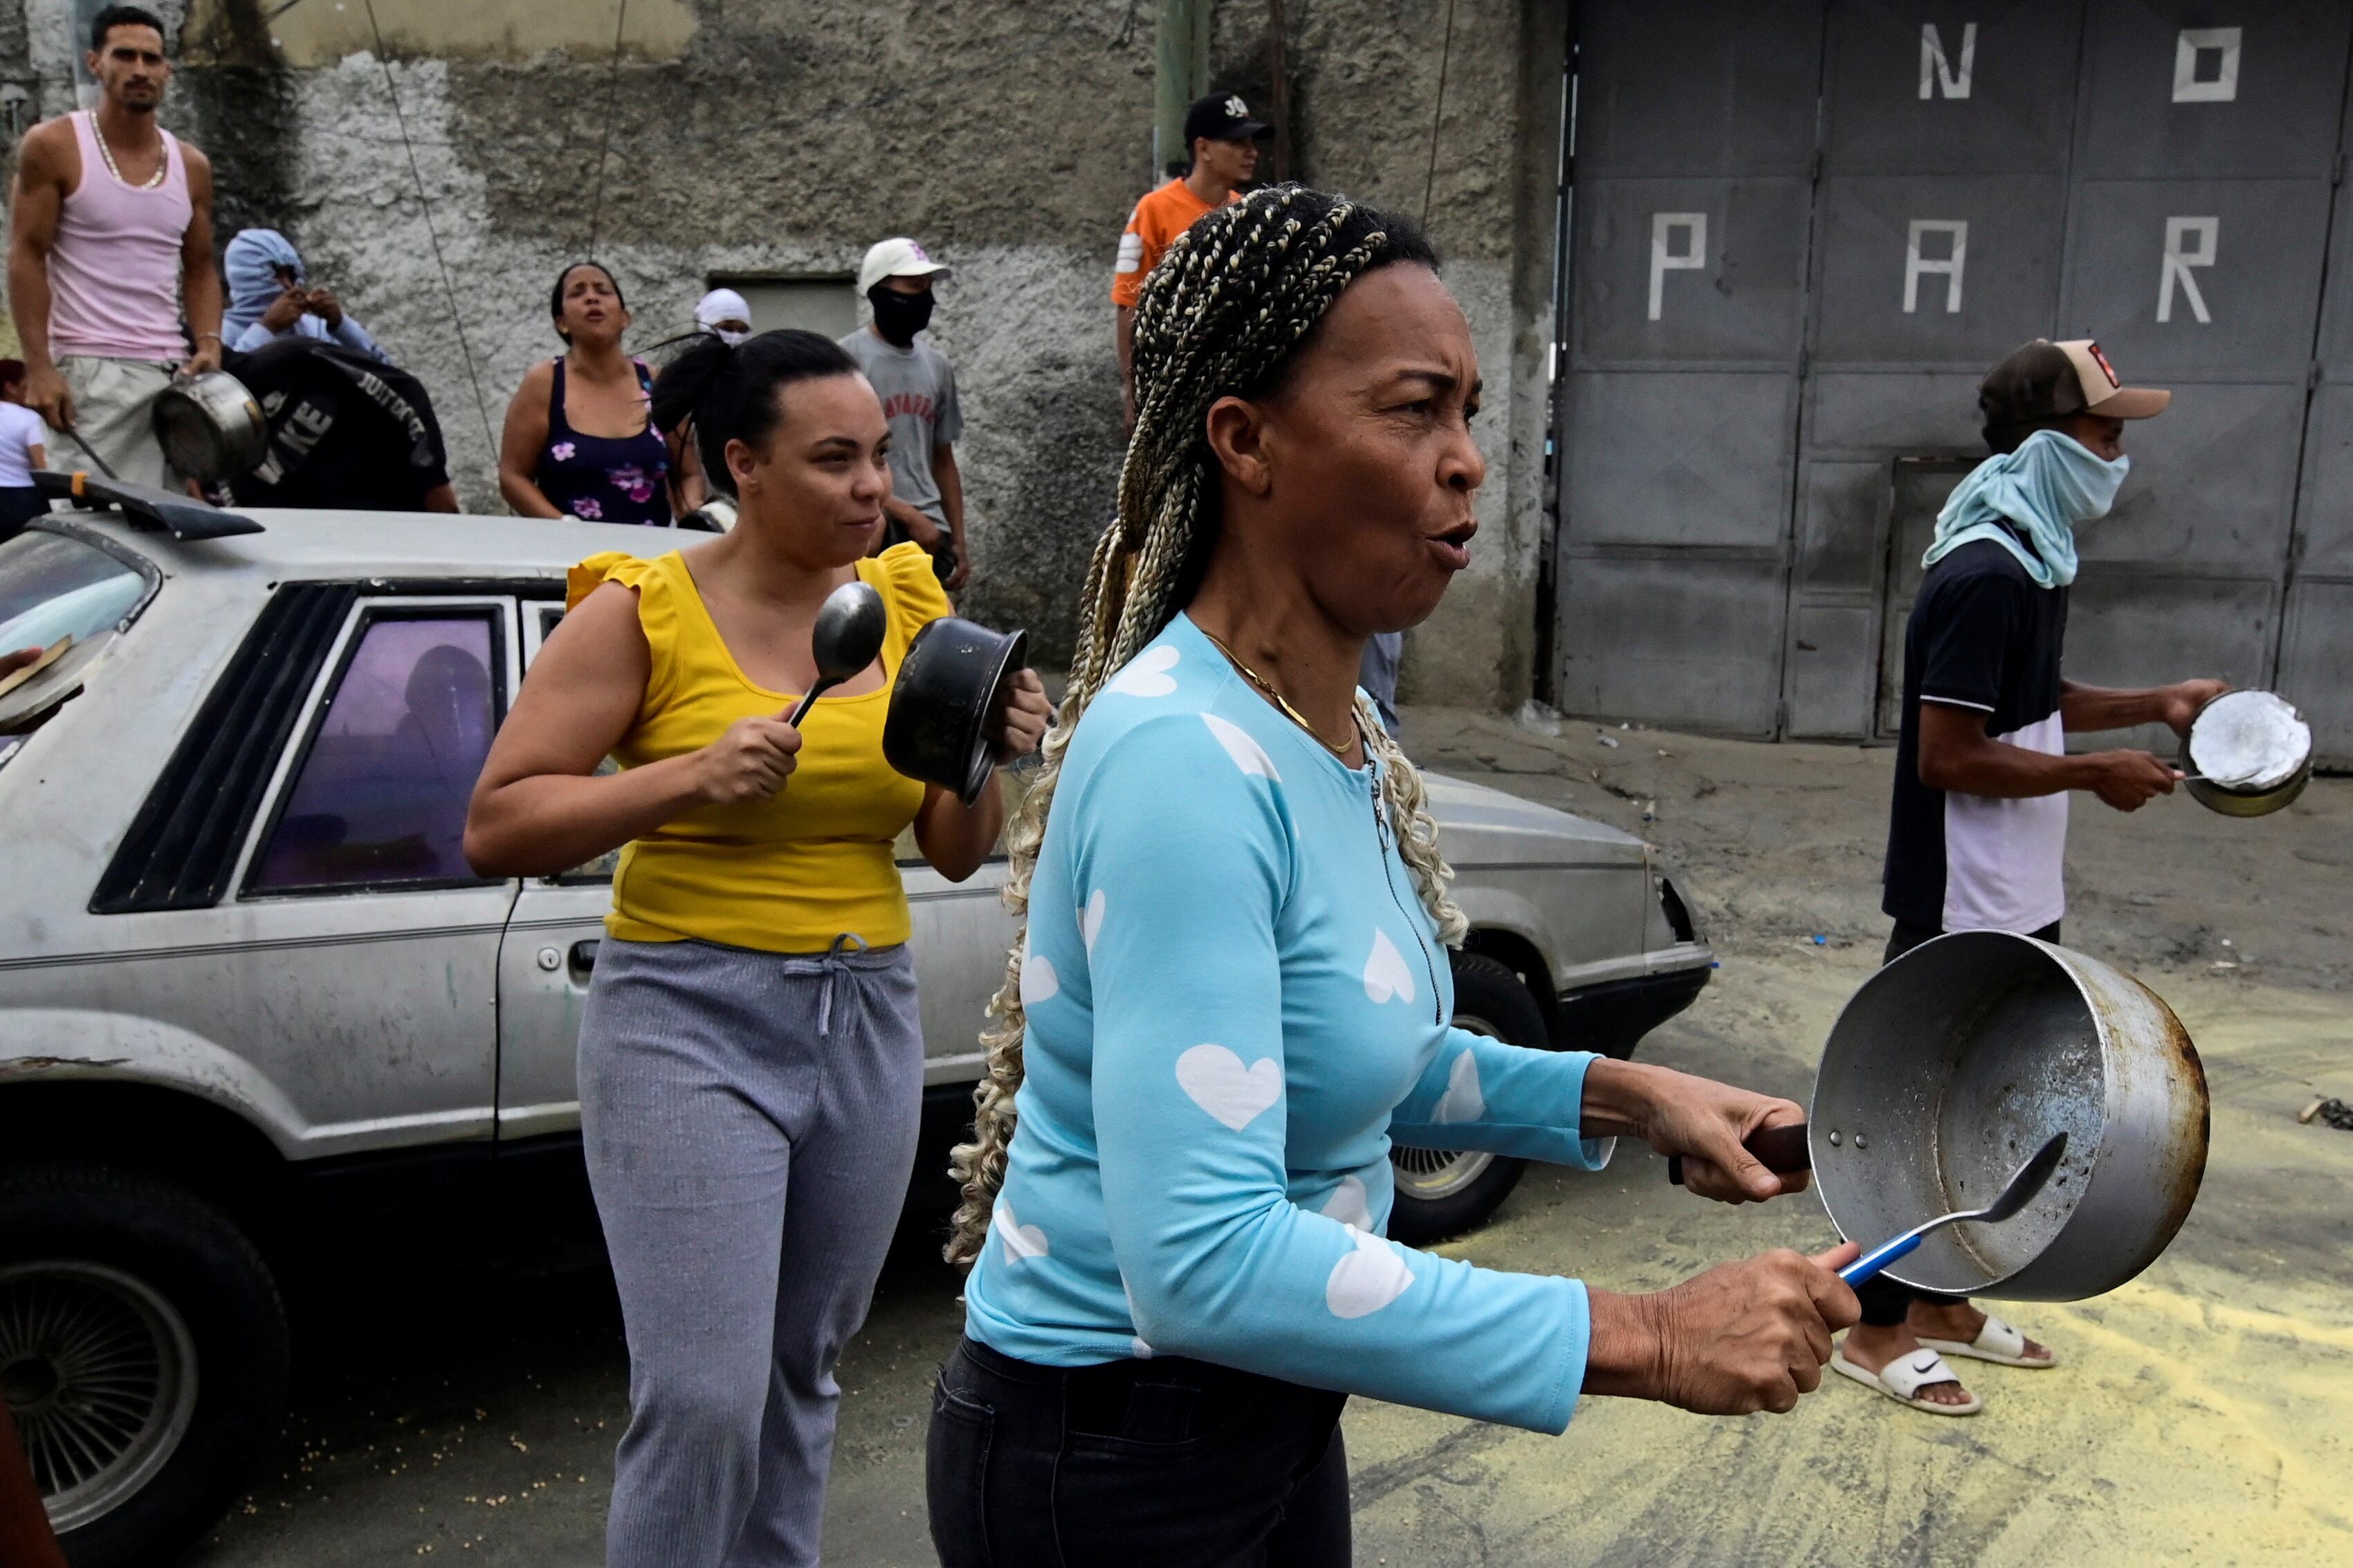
1113, 93, 1271, 427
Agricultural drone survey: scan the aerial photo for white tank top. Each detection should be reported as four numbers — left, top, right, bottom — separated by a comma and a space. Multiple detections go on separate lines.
48, 111, 192, 362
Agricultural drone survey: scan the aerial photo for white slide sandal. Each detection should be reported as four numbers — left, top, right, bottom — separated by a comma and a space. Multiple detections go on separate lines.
1917, 1313, 2058, 1368
1830, 1345, 1984, 1417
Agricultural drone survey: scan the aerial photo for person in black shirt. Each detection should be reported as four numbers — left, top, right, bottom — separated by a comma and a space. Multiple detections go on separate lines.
1844, 340, 2224, 1416
225, 335, 458, 512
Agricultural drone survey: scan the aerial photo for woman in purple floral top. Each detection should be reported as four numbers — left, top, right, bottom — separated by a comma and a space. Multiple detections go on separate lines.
499, 261, 674, 526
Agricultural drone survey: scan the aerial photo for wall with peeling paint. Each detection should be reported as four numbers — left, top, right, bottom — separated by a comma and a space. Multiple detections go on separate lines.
0, 0, 1565, 706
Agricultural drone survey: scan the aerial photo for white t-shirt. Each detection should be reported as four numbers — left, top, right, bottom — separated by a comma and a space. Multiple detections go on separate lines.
0, 403, 45, 487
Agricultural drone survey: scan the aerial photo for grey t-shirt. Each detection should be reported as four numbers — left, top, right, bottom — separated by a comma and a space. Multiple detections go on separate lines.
839, 327, 962, 524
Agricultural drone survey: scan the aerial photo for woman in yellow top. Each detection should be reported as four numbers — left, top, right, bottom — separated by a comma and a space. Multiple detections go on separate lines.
465, 328, 1050, 1568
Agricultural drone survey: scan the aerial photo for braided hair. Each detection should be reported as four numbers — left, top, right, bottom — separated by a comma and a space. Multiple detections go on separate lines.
944, 185, 1467, 1270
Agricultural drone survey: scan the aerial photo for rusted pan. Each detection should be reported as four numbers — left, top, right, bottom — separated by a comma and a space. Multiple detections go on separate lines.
1809, 930, 2208, 1302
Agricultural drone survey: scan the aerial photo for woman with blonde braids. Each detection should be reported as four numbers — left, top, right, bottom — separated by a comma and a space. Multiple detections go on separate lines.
927, 187, 1860, 1566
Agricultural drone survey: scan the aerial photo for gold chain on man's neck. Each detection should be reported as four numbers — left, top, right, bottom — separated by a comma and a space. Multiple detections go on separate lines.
1198, 629, 1359, 758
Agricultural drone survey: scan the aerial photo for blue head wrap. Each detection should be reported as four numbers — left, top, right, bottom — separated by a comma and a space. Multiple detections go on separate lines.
222, 229, 304, 342
1923, 428, 2130, 589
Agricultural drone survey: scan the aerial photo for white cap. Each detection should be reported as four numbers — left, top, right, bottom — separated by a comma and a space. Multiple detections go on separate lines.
695, 287, 751, 330
859, 237, 951, 295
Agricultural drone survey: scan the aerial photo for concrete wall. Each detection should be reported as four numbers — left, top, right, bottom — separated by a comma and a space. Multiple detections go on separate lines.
0, 0, 1564, 705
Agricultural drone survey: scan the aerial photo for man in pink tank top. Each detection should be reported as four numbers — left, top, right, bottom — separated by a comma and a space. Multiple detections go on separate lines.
6, 4, 220, 489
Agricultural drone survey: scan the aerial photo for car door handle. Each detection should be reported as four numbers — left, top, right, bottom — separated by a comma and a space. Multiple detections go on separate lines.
569, 939, 601, 981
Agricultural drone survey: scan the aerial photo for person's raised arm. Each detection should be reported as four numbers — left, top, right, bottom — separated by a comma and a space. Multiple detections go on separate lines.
463, 580, 800, 875
1918, 701, 2177, 811
178, 149, 222, 374
497, 360, 566, 517
9, 124, 71, 430
2060, 676, 2226, 737
1076, 714, 1858, 1428
1581, 1239, 1860, 1414
1907, 566, 2178, 810
908, 668, 1050, 880
319, 301, 388, 363
1080, 716, 1593, 1430
1392, 1029, 1811, 1204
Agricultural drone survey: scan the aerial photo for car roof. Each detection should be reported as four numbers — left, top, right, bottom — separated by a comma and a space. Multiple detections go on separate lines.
40, 504, 630, 582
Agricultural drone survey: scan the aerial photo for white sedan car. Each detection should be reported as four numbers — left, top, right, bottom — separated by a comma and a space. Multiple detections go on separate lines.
0, 497, 1711, 1565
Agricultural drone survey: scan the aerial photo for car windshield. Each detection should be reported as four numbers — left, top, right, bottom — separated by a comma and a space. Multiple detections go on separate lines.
0, 527, 152, 652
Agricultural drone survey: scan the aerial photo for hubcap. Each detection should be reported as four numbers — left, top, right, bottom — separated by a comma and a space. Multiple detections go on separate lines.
0, 1262, 198, 1533
1391, 1011, 1503, 1201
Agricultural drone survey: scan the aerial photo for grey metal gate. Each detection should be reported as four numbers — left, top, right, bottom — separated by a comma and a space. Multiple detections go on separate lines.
1557, 0, 2353, 763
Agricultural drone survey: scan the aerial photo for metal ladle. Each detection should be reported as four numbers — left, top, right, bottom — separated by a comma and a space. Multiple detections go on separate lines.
785, 581, 888, 726
1839, 1132, 2069, 1286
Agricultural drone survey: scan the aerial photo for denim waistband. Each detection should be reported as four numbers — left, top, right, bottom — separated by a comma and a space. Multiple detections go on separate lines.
955, 1335, 1317, 1421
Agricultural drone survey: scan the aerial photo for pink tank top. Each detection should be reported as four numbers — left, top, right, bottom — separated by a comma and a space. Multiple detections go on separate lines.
49, 111, 192, 361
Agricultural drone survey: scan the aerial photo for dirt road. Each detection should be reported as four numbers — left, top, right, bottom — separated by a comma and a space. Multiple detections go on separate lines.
187, 712, 2353, 1567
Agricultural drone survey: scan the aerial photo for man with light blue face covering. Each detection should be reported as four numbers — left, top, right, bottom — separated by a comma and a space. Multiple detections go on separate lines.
1844, 339, 2227, 1418
221, 229, 387, 360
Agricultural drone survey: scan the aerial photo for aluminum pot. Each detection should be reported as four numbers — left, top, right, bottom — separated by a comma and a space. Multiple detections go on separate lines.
2179, 689, 2311, 818
882, 616, 1027, 804
152, 370, 268, 484
1808, 930, 2208, 1301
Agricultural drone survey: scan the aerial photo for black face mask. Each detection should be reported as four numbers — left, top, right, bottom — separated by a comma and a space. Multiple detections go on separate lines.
869, 286, 934, 347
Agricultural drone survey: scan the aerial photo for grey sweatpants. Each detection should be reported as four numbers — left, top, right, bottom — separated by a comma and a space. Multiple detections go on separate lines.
579, 936, 925, 1568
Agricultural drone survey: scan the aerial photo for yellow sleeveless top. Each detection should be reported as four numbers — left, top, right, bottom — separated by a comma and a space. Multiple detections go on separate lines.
566, 542, 946, 953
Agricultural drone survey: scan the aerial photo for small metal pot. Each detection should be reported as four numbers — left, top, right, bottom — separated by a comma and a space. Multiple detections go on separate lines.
883, 616, 1027, 804
2179, 690, 2312, 818
1809, 931, 2208, 1301
152, 371, 268, 484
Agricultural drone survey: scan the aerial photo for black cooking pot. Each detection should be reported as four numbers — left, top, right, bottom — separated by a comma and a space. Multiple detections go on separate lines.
884, 616, 1029, 804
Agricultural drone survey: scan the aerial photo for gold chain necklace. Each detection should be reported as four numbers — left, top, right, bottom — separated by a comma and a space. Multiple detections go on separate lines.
1198, 629, 1359, 758
90, 113, 165, 190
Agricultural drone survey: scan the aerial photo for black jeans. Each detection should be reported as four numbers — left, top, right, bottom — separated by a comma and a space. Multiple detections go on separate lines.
927, 1336, 1351, 1568
0, 484, 46, 544
1860, 919, 2060, 1326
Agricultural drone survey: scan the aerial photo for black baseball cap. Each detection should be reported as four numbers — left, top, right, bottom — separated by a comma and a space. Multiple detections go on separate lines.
1980, 338, 2170, 436
1184, 92, 1272, 146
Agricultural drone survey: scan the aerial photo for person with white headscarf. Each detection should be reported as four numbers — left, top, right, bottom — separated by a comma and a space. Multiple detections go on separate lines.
656, 289, 754, 518
221, 228, 388, 360
695, 288, 752, 346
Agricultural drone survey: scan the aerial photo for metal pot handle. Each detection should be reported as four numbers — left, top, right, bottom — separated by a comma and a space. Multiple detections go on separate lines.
1665, 1121, 1811, 1187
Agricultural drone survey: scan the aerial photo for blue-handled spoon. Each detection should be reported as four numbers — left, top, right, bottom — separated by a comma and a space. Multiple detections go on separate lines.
1839, 1132, 2069, 1287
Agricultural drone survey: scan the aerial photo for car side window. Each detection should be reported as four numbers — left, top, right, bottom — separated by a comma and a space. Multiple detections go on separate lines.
247, 611, 502, 894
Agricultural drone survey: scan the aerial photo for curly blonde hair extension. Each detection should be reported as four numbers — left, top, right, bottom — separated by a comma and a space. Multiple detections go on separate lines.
945, 186, 1465, 1269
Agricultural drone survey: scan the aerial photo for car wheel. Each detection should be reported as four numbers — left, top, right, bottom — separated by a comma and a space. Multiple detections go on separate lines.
1387, 950, 1549, 1246
0, 1163, 287, 1568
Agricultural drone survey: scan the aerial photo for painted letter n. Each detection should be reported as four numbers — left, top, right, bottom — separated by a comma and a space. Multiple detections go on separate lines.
1920, 22, 1977, 100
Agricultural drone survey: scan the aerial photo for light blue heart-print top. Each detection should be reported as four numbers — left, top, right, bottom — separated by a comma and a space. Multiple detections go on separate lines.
960, 612, 1614, 1435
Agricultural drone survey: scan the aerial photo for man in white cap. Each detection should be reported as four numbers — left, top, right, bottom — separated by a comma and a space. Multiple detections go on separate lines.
695, 287, 751, 345
839, 238, 966, 589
